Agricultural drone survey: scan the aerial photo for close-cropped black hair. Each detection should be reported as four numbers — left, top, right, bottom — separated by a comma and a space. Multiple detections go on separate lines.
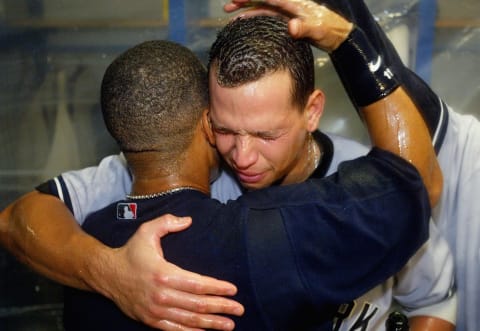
209, 15, 315, 109
101, 40, 208, 155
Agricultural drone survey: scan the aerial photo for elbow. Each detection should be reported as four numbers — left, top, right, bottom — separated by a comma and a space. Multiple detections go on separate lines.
426, 162, 443, 208
0, 192, 38, 253
0, 203, 15, 251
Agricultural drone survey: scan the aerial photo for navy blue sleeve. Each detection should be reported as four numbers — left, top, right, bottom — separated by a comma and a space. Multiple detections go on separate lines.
35, 176, 74, 214
320, 0, 448, 152
243, 148, 430, 328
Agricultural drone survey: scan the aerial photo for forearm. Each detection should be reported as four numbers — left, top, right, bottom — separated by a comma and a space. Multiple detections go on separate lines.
0, 191, 112, 293
322, 0, 446, 147
409, 316, 455, 331
360, 87, 442, 206
330, 26, 442, 206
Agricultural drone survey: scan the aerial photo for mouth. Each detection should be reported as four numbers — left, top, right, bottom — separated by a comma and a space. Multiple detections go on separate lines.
235, 170, 265, 184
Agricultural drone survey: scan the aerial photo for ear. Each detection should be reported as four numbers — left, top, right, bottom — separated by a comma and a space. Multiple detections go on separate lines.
304, 89, 325, 132
201, 109, 216, 146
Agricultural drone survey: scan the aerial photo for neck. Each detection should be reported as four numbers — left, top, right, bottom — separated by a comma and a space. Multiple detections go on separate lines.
282, 134, 321, 185
126, 151, 211, 197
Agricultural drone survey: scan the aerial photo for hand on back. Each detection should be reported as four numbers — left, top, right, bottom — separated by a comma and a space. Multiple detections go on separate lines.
102, 214, 244, 330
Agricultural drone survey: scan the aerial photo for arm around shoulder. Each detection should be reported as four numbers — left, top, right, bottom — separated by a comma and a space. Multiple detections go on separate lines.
0, 191, 244, 330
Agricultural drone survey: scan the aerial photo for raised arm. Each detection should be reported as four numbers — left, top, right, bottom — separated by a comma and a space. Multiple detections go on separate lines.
225, 0, 448, 153
224, 0, 442, 206
0, 190, 243, 331
360, 87, 442, 207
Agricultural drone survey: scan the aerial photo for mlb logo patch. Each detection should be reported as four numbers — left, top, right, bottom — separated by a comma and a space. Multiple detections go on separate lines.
117, 203, 137, 220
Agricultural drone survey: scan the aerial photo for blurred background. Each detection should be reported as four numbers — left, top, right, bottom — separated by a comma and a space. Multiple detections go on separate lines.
0, 0, 478, 329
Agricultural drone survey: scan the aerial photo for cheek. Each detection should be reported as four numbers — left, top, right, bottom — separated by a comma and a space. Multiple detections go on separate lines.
262, 140, 293, 165
214, 135, 234, 156
275, 133, 308, 163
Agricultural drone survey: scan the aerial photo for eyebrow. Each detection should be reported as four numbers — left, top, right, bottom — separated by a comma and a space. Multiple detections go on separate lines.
209, 119, 234, 133
210, 119, 283, 138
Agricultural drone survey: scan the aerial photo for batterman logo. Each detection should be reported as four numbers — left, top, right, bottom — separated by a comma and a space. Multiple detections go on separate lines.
117, 203, 137, 220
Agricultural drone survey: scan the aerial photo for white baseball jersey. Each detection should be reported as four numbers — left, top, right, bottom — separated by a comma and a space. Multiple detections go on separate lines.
48, 132, 456, 330
432, 105, 480, 331
333, 220, 456, 331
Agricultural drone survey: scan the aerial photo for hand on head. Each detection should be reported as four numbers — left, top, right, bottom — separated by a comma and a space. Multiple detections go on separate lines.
224, 0, 354, 52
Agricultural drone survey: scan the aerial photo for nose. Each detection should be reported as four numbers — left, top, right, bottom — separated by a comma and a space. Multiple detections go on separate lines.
232, 134, 258, 170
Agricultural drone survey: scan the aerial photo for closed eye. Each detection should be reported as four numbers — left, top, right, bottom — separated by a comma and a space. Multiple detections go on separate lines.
212, 127, 234, 136
254, 133, 279, 141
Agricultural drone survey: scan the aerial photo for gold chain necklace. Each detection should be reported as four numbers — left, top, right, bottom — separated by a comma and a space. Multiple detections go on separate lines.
309, 136, 321, 170
126, 186, 199, 200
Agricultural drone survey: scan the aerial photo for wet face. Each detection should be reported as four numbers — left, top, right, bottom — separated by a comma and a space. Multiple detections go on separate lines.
209, 69, 321, 190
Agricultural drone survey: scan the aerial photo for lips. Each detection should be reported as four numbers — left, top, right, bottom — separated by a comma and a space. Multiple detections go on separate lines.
235, 170, 265, 184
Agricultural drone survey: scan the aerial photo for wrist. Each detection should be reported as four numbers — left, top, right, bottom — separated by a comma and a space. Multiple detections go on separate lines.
330, 26, 400, 108
75, 234, 117, 298
328, 21, 354, 52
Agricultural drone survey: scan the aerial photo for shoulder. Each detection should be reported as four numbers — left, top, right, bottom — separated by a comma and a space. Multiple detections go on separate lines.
323, 132, 370, 175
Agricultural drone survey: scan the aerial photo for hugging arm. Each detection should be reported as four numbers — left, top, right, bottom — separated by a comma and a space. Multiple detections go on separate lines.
0, 186, 243, 331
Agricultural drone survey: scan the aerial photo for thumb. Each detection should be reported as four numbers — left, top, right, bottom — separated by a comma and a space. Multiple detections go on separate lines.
149, 214, 192, 238
288, 18, 306, 39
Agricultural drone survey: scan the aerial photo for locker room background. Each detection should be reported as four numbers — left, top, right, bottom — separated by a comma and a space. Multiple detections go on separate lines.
0, 0, 478, 329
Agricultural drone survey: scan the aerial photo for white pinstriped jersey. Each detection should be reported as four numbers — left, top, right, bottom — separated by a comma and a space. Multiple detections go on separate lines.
49, 131, 457, 330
